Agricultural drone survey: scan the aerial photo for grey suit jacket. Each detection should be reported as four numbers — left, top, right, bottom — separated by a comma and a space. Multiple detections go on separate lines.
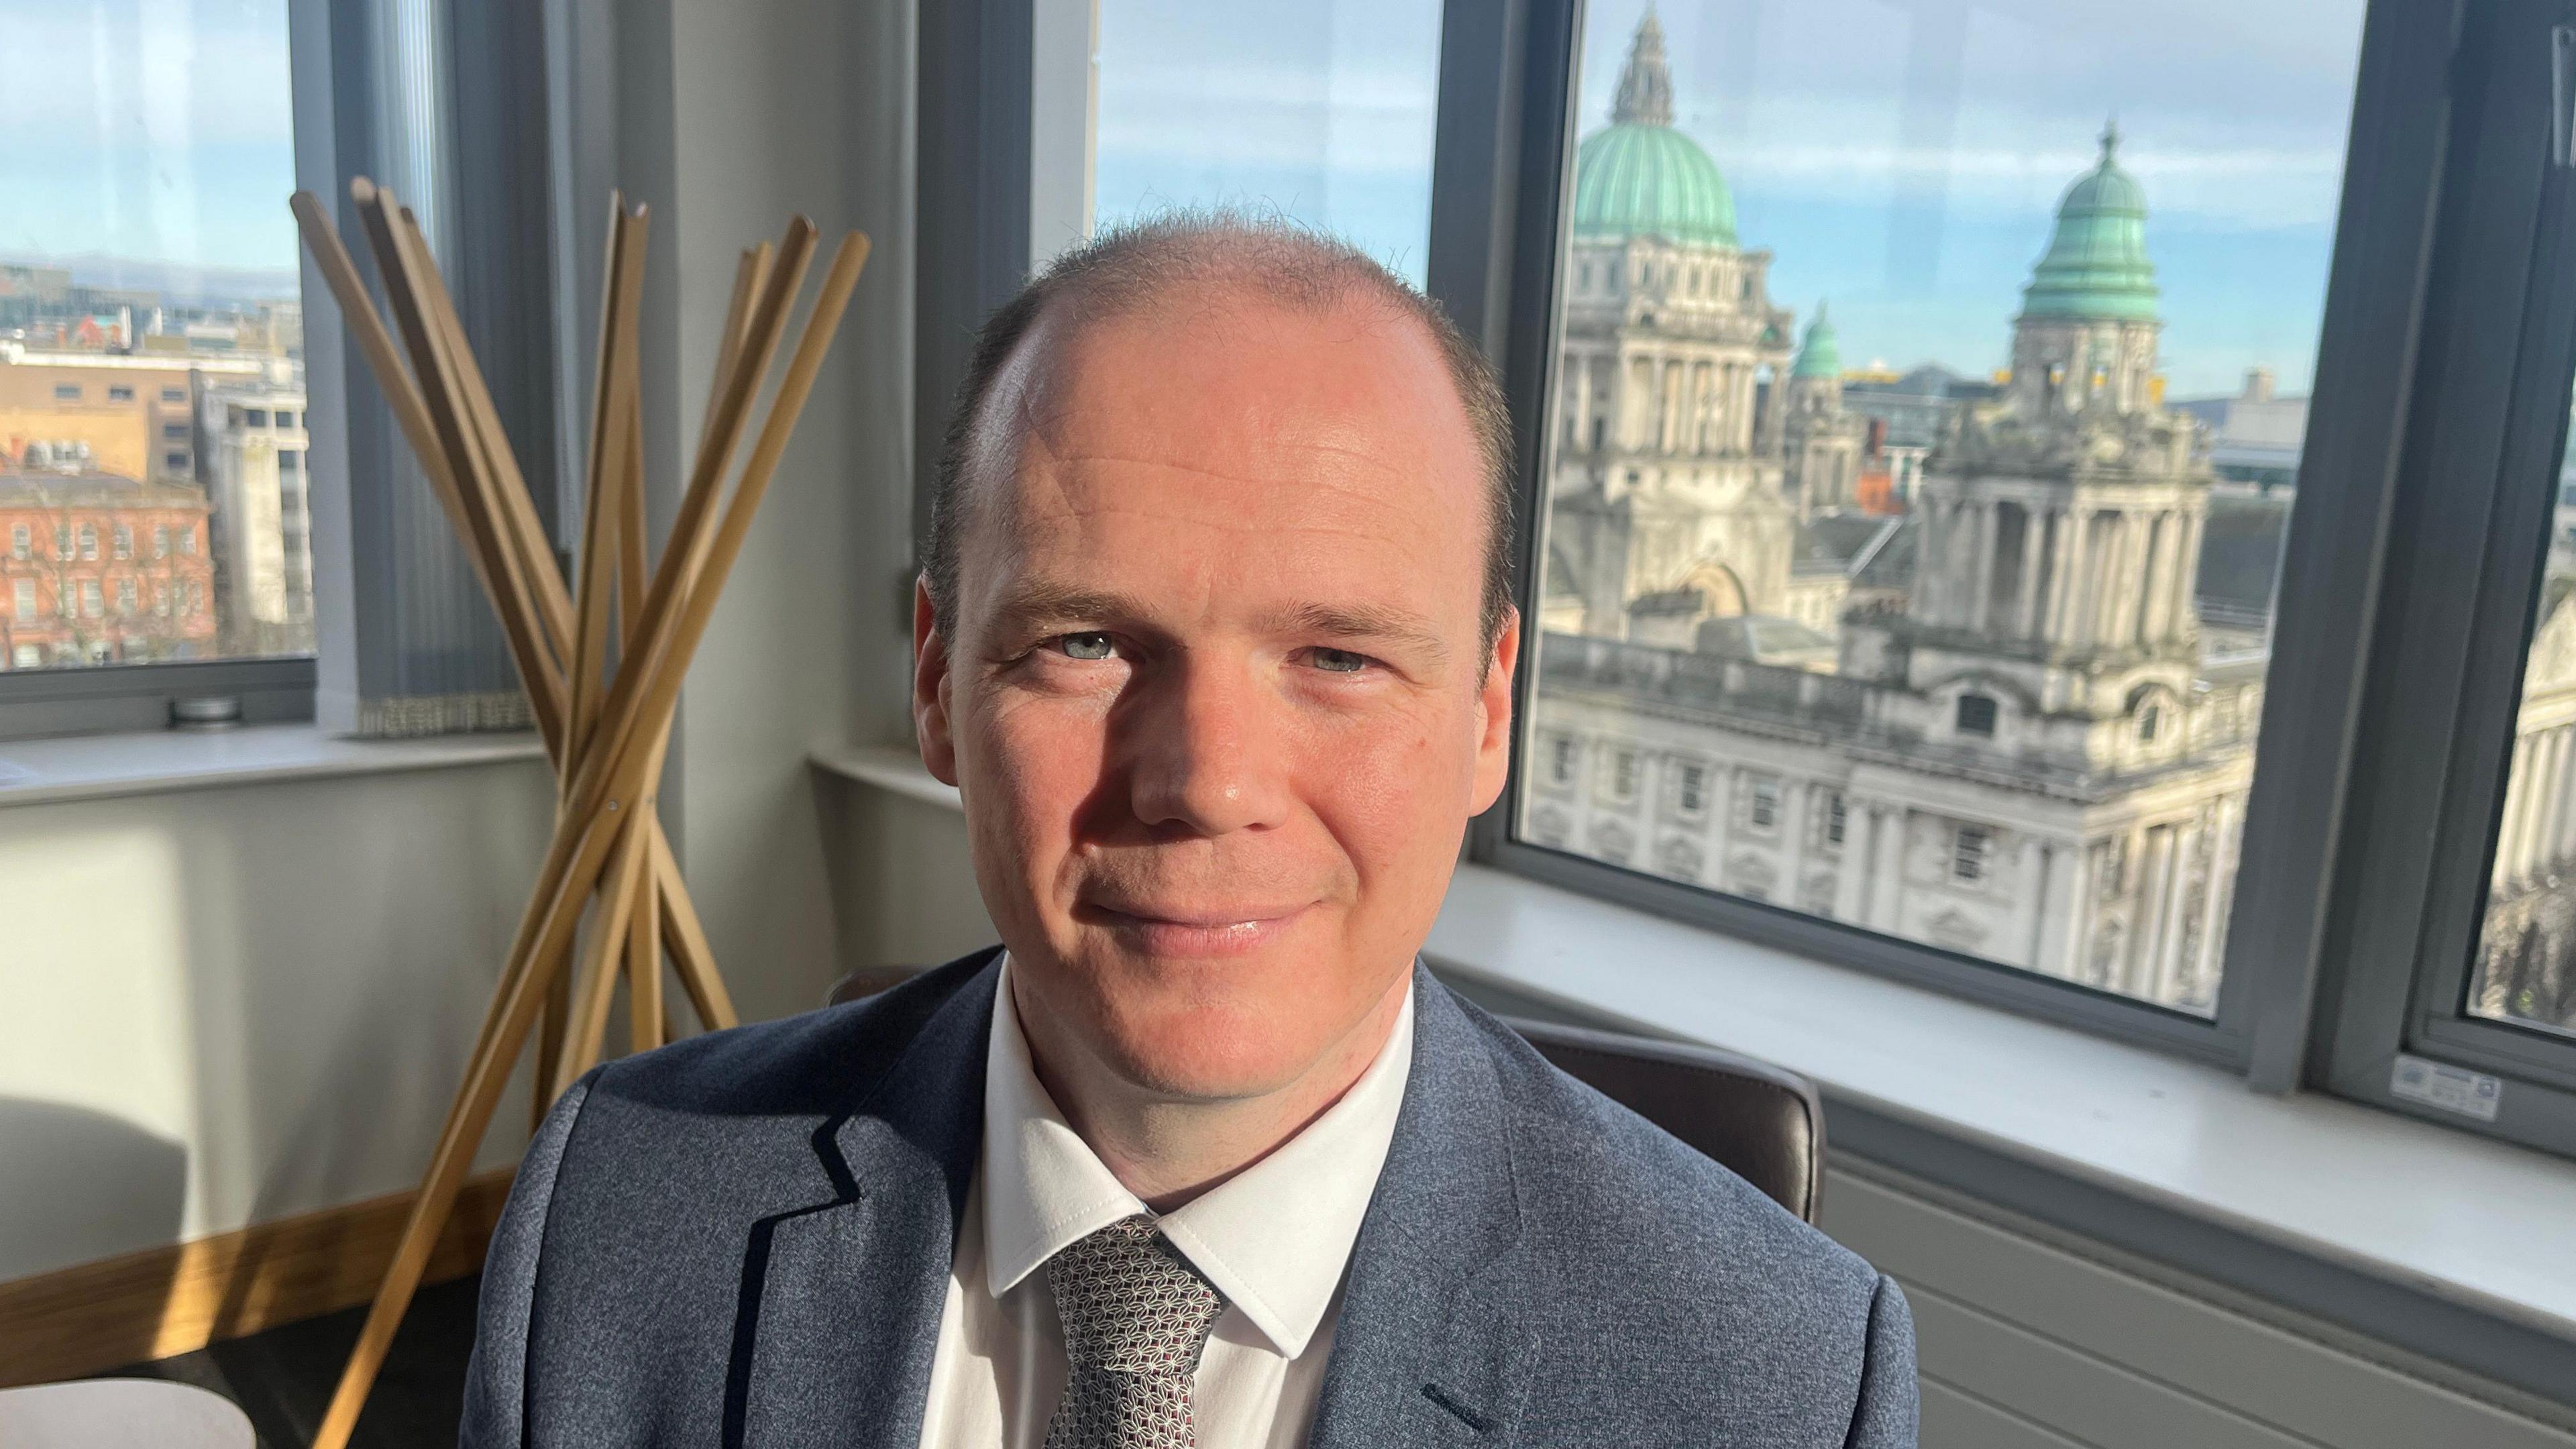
462, 948, 1917, 1446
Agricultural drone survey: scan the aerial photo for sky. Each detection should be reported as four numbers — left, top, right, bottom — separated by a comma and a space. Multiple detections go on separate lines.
0, 0, 297, 292
1092, 0, 2367, 398
4, 0, 2363, 397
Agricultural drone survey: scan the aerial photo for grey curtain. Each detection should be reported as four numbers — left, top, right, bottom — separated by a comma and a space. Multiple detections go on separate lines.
293, 0, 564, 737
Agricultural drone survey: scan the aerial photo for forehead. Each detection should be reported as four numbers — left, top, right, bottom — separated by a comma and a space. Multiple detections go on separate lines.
962, 285, 1488, 629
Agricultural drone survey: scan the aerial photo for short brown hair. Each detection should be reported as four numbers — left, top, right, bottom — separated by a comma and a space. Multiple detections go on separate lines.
924, 212, 1517, 651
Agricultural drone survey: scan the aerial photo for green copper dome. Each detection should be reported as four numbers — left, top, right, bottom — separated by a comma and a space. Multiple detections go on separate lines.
1570, 15, 1739, 248
1792, 303, 1841, 378
2019, 121, 2159, 322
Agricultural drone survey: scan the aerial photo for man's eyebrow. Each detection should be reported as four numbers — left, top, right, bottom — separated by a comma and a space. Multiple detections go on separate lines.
983, 582, 1155, 633
1268, 602, 1452, 663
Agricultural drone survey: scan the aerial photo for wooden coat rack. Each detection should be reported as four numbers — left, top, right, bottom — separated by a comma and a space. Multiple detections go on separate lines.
290, 179, 869, 1448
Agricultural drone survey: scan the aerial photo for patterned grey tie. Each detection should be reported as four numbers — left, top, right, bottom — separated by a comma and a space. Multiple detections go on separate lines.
1042, 1214, 1228, 1449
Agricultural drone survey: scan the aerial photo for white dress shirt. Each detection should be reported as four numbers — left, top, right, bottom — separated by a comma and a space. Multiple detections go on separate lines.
915, 956, 1416, 1449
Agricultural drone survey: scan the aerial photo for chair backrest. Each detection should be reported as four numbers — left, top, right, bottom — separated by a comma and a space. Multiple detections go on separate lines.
1501, 1015, 1825, 1224
823, 971, 1825, 1222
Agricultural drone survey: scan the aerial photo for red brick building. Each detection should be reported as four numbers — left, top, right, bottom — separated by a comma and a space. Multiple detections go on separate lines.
0, 470, 217, 669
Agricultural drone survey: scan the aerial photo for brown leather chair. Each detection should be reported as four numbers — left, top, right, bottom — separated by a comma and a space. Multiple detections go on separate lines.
1498, 1015, 1825, 1224
824, 971, 1825, 1224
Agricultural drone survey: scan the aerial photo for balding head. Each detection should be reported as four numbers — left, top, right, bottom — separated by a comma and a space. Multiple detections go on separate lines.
925, 214, 1517, 653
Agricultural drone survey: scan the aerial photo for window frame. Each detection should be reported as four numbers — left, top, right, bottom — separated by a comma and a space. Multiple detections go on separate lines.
1442, 0, 2460, 1073
2309, 0, 2576, 1159
0, 4, 323, 741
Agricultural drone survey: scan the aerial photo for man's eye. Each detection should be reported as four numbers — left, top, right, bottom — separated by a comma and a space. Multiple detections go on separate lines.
1052, 633, 1116, 661
1310, 647, 1368, 674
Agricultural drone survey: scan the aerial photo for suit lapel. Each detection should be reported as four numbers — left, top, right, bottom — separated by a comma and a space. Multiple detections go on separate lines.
734, 954, 1000, 1449
1309, 965, 1539, 1446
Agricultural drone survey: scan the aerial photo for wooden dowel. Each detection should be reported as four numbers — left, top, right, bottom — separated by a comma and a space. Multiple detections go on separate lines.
313, 797, 629, 1449
395, 205, 578, 671
614, 335, 649, 646
569, 201, 649, 773
555, 816, 649, 1097
627, 844, 664, 1053
555, 220, 818, 824
654, 830, 737, 1032
700, 244, 770, 443
386, 202, 566, 690
352, 182, 566, 748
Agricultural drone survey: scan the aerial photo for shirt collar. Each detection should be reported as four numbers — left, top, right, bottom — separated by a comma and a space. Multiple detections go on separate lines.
979, 953, 1415, 1358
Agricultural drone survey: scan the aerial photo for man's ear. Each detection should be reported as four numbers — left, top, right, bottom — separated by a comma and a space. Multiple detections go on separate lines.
913, 575, 960, 786
1469, 604, 1521, 816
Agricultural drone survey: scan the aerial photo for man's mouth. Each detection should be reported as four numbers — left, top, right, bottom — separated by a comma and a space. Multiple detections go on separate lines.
1077, 900, 1314, 957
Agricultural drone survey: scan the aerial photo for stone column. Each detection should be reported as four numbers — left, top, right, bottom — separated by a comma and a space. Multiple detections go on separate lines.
2051, 838, 2095, 982
2554, 728, 2576, 868
1870, 805, 1908, 930
2501, 735, 2534, 884
1967, 502, 1998, 633
2043, 507, 2080, 644
2135, 514, 2170, 647
2015, 510, 2047, 639
2134, 824, 2177, 1000
2167, 513, 2204, 638
2022, 837, 2055, 971
2096, 514, 2135, 647
2195, 795, 2239, 995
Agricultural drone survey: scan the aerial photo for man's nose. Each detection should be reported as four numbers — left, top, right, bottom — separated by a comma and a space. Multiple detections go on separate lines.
1122, 657, 1293, 837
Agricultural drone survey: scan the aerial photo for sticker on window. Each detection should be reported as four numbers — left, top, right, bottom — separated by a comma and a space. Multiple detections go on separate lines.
2390, 1055, 2502, 1122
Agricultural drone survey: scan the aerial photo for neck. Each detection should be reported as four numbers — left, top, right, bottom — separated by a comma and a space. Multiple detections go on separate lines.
1014, 969, 1410, 1213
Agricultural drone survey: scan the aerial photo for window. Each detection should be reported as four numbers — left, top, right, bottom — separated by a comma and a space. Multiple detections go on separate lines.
1083, 1, 1442, 280
12, 579, 34, 623
1674, 761, 1708, 816
1746, 776, 1781, 831
53, 525, 70, 559
0, 0, 319, 708
1955, 694, 1998, 739
9, 525, 25, 561
178, 529, 197, 555
2139, 704, 2163, 742
1501, 1, 2351, 1032
1952, 824, 1993, 883
1544, 734, 1580, 788
1603, 746, 1640, 804
246, 408, 268, 427
280, 450, 301, 474
115, 578, 136, 613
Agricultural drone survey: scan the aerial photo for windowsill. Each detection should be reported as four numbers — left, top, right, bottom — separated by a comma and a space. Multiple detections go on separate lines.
0, 722, 549, 809
810, 745, 2576, 1369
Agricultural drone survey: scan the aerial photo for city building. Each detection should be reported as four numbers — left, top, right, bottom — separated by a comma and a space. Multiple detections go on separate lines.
0, 342, 266, 490
1527, 34, 2260, 1011
1541, 13, 1801, 644
2174, 368, 2308, 493
198, 382, 316, 655
0, 467, 217, 668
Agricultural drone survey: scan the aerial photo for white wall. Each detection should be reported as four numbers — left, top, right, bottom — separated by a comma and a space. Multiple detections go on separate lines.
0, 760, 552, 1282
615, 0, 921, 1026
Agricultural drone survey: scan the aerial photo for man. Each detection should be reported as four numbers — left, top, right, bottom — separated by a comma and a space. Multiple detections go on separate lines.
463, 218, 1916, 1448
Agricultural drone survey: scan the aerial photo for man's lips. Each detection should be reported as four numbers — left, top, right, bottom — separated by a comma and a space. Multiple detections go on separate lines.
1077, 900, 1316, 956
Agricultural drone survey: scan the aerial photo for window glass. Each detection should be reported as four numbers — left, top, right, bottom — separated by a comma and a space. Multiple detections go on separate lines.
1089, 0, 1442, 283
0, 0, 313, 675
2469, 392, 2576, 1038
1517, 1, 2363, 1015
